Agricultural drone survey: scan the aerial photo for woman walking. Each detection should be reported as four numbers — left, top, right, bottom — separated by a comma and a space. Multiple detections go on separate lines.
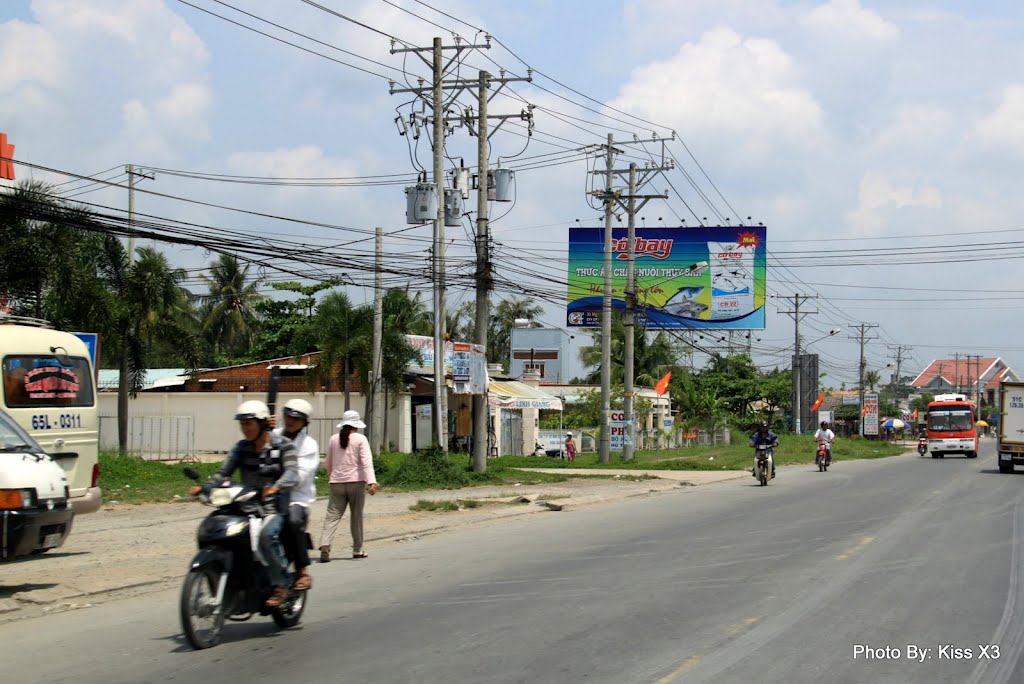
318, 410, 378, 562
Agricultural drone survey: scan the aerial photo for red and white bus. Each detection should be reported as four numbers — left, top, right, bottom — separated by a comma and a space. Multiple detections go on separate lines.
925, 393, 978, 459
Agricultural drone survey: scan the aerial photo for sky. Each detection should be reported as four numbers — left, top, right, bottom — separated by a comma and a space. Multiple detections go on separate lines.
2, 0, 1024, 388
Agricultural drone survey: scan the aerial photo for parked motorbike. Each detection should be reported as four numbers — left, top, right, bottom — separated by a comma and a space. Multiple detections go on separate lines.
754, 444, 773, 486
917, 437, 928, 457
180, 468, 307, 650
816, 442, 831, 472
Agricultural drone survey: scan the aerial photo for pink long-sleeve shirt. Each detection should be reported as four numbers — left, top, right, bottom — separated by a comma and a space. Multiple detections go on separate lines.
324, 431, 377, 485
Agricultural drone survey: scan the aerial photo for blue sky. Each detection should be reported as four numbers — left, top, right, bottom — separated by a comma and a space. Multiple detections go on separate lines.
3, 0, 1024, 386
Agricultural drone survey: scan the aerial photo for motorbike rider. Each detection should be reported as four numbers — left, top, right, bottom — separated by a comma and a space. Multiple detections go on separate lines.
189, 400, 298, 608
272, 399, 320, 592
750, 420, 778, 478
813, 420, 835, 465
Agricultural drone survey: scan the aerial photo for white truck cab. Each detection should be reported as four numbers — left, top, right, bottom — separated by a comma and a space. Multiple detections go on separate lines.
0, 407, 74, 560
1, 316, 101, 513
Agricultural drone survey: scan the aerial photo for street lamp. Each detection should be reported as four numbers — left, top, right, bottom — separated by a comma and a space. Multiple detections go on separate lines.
795, 328, 841, 434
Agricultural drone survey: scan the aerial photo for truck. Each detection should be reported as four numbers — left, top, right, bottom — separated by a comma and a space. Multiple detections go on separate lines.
997, 381, 1024, 473
925, 393, 978, 458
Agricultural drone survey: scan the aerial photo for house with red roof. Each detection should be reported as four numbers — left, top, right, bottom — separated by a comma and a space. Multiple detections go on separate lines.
909, 357, 1018, 407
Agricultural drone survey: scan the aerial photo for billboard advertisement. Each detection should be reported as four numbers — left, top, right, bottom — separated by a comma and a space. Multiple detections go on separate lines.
863, 393, 879, 436
566, 226, 767, 330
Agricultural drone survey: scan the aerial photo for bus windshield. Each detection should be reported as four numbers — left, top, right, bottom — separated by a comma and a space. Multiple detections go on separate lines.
927, 409, 973, 432
3, 355, 95, 408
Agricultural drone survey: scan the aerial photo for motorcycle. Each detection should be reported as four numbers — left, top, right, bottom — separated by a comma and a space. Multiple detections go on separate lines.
816, 442, 831, 472
180, 468, 307, 649
754, 444, 773, 486
917, 437, 928, 457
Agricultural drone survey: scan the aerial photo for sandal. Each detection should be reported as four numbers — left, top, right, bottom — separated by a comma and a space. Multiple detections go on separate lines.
352, 552, 368, 559
292, 574, 313, 591
265, 586, 289, 608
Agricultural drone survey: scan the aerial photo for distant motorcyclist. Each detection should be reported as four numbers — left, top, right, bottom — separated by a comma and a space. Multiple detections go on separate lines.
189, 400, 298, 608
750, 421, 778, 479
813, 421, 835, 465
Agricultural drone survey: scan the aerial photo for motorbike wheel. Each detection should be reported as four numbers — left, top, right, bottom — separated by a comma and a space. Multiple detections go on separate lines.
180, 567, 227, 649
271, 589, 307, 629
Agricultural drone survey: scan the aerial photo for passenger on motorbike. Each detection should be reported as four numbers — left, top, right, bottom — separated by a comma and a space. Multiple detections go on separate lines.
750, 421, 779, 478
273, 399, 320, 592
813, 421, 835, 465
189, 400, 298, 608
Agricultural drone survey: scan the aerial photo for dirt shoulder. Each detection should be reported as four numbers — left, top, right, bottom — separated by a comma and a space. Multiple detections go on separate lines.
0, 469, 745, 623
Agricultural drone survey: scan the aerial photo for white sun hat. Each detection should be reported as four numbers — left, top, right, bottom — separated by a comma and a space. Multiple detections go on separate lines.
336, 410, 366, 429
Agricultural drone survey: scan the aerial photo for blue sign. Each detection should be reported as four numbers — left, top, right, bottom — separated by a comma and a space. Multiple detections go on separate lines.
72, 332, 100, 369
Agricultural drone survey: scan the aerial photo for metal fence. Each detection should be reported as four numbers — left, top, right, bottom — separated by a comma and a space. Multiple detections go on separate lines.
99, 415, 196, 461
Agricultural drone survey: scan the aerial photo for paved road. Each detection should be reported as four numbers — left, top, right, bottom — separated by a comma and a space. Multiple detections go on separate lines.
4, 441, 1023, 683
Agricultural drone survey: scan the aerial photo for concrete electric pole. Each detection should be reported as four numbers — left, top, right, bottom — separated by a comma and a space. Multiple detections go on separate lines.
778, 294, 818, 434
389, 38, 531, 461
849, 323, 879, 436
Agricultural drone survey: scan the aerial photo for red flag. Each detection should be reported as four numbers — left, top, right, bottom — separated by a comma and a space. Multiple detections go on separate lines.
862, 406, 868, 417
655, 370, 672, 395
810, 392, 825, 412
912, 408, 919, 420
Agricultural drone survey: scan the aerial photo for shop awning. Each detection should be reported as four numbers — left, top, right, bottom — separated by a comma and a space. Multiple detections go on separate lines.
488, 380, 563, 410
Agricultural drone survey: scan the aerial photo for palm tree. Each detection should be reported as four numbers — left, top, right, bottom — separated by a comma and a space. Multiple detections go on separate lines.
299, 292, 372, 410
578, 314, 676, 386
490, 296, 543, 367
200, 254, 266, 360
864, 369, 882, 392
102, 244, 199, 452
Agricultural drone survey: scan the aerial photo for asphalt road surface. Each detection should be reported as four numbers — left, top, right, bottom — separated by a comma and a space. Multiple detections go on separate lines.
4, 440, 1023, 684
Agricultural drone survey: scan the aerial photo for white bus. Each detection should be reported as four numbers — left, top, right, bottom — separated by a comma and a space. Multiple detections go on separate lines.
1, 316, 101, 513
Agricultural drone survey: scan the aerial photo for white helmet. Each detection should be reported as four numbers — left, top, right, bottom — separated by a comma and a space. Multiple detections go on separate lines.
235, 400, 270, 422
283, 398, 313, 421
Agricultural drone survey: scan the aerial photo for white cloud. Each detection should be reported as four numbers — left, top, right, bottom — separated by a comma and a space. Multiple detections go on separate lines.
800, 0, 899, 42
0, 20, 62, 91
607, 28, 826, 158
975, 84, 1024, 155
846, 172, 943, 236
0, 0, 211, 167
873, 105, 953, 149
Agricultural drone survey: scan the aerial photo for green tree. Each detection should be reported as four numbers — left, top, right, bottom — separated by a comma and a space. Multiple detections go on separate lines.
578, 314, 677, 386
200, 254, 266, 361
250, 279, 341, 361
299, 292, 372, 410
864, 369, 882, 392
102, 244, 199, 452
490, 296, 543, 367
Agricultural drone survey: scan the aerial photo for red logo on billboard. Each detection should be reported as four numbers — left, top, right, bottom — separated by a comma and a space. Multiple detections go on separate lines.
737, 231, 760, 248
611, 237, 673, 260
0, 133, 15, 181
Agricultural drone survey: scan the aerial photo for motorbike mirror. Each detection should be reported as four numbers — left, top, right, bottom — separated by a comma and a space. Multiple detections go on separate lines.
183, 467, 201, 481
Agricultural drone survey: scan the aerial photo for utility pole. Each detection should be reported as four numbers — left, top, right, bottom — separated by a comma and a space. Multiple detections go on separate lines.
778, 294, 818, 434
387, 33, 512, 454
590, 136, 673, 462
118, 163, 154, 453
472, 71, 491, 474
125, 164, 154, 263
600, 134, 614, 464
370, 226, 384, 456
953, 352, 962, 393
887, 345, 911, 397
849, 323, 879, 436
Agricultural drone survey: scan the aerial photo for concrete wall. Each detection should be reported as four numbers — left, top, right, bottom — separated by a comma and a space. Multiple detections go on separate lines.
97, 391, 412, 454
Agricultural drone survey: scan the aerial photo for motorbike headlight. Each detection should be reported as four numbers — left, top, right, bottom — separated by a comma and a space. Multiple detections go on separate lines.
225, 520, 247, 537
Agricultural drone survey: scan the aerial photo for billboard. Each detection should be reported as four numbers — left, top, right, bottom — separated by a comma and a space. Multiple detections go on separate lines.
566, 226, 767, 330
863, 393, 879, 436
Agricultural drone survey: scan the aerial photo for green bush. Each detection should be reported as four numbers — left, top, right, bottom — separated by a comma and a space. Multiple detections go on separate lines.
380, 447, 468, 489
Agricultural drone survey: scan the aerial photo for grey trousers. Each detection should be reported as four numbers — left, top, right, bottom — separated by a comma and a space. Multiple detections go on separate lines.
319, 481, 366, 553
